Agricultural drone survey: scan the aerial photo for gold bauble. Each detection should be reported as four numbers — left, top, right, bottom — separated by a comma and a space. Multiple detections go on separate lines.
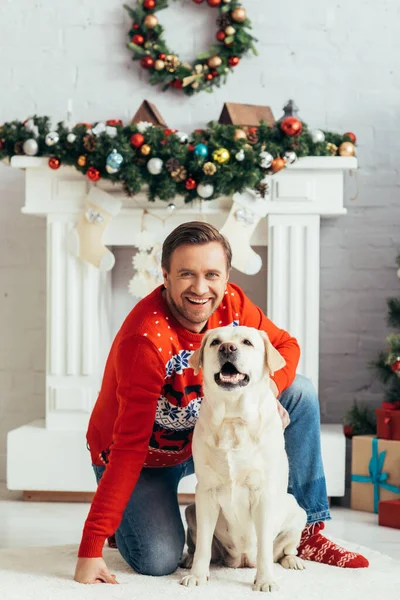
207, 55, 222, 69
339, 141, 356, 157
231, 7, 246, 22
154, 59, 165, 71
77, 155, 87, 167
144, 14, 158, 28
225, 25, 236, 35
141, 144, 151, 156
234, 128, 247, 141
213, 148, 230, 164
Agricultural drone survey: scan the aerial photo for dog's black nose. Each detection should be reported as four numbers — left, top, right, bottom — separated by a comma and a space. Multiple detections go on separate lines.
219, 342, 237, 355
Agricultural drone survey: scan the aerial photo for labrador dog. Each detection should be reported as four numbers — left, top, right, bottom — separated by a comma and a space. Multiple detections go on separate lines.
180, 326, 307, 592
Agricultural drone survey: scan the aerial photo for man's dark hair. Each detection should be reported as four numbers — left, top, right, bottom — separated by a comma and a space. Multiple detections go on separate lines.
161, 221, 232, 273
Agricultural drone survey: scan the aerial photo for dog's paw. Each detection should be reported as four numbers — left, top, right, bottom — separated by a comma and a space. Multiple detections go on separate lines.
252, 578, 279, 593
180, 553, 194, 569
280, 555, 305, 570
180, 574, 208, 587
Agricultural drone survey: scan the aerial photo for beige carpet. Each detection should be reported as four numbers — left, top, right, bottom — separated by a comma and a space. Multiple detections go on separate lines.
0, 541, 399, 600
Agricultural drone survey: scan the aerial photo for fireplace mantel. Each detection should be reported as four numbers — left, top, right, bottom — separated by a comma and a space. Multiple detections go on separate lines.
7, 156, 356, 492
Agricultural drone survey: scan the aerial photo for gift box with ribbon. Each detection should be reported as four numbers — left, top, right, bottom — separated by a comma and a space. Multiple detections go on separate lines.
351, 435, 400, 513
376, 401, 400, 441
378, 499, 400, 529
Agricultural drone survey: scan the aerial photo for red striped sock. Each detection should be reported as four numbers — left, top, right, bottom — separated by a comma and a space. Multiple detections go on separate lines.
298, 522, 369, 568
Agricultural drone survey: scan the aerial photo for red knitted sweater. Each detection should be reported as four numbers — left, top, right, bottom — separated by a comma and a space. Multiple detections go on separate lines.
78, 283, 300, 558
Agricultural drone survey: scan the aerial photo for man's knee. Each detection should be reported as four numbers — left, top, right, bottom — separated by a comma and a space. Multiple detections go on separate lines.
287, 374, 319, 415
119, 535, 184, 576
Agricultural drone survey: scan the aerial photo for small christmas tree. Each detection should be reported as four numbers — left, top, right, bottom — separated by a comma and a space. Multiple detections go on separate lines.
373, 255, 400, 405
343, 401, 377, 438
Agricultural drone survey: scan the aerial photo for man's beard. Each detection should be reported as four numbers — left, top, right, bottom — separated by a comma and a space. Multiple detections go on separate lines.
165, 288, 217, 325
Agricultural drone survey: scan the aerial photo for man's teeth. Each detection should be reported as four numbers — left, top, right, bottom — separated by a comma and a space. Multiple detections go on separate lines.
187, 298, 208, 304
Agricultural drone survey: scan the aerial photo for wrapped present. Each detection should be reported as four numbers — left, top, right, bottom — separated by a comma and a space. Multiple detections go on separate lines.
351, 435, 400, 513
376, 402, 400, 441
378, 499, 400, 529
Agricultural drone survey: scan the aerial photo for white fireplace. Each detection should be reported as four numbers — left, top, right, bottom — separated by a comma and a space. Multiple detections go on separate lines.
7, 156, 356, 493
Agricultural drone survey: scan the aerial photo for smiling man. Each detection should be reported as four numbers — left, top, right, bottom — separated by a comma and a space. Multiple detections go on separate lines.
74, 222, 368, 585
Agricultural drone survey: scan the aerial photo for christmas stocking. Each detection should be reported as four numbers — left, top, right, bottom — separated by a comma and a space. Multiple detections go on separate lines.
220, 178, 270, 275
68, 187, 122, 271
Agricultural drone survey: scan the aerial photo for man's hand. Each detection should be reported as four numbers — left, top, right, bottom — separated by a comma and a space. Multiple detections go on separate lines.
74, 557, 119, 585
276, 399, 290, 430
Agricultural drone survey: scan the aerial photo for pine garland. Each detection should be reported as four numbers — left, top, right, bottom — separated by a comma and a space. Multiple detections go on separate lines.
125, 0, 258, 96
0, 116, 355, 203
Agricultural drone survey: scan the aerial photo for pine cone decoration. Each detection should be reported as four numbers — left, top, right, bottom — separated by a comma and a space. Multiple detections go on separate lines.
247, 132, 259, 145
166, 158, 180, 173
255, 182, 269, 198
83, 134, 97, 152
171, 166, 187, 182
14, 140, 24, 154
217, 15, 231, 29
203, 162, 217, 176
326, 142, 338, 156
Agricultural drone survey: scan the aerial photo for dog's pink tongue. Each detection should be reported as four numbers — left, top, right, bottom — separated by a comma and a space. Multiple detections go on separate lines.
220, 373, 245, 384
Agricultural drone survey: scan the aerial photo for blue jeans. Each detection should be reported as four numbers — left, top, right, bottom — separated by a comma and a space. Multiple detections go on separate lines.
93, 374, 330, 576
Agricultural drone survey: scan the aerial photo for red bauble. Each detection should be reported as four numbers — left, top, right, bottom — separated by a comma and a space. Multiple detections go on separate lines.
158, 53, 166, 60
140, 56, 155, 69
164, 128, 177, 136
133, 23, 140, 30
228, 56, 240, 66
344, 131, 357, 143
106, 119, 123, 127
206, 73, 213, 81
130, 133, 145, 148
143, 0, 156, 9
248, 127, 258, 135
211, 70, 218, 77
132, 34, 144, 45
280, 117, 303, 137
216, 30, 226, 41
192, 0, 205, 3
391, 360, 400, 373
185, 178, 197, 190
207, 0, 221, 5
172, 79, 183, 89
343, 425, 354, 440
188, 144, 195, 152
87, 167, 100, 182
48, 157, 60, 170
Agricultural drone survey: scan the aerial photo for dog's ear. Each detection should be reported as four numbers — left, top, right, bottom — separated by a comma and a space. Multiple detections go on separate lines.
189, 331, 211, 376
259, 331, 286, 376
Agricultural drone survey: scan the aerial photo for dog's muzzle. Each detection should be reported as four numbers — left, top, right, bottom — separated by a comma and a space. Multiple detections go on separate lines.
214, 362, 250, 388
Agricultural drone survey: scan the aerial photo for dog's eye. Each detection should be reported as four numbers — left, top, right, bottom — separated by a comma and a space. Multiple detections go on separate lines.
243, 339, 253, 346
210, 338, 220, 346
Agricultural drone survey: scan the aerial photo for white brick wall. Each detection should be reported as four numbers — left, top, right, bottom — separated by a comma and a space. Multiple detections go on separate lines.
1, 0, 399, 481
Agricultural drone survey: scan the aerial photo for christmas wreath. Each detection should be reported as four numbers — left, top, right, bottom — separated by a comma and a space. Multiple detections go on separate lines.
0, 115, 356, 204
125, 0, 257, 96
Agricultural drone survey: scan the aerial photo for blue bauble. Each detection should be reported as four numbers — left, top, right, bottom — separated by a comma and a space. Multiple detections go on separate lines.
194, 143, 209, 159
106, 149, 124, 174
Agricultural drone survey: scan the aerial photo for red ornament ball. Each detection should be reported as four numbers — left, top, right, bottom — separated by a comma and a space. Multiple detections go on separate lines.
185, 178, 197, 190
280, 117, 302, 137
143, 0, 156, 9
188, 144, 195, 152
228, 56, 240, 67
391, 360, 400, 373
207, 0, 221, 5
164, 128, 177, 136
130, 133, 145, 148
48, 157, 60, 170
206, 73, 213, 81
344, 131, 357, 143
132, 34, 144, 45
216, 30, 226, 42
172, 79, 183, 89
158, 53, 166, 60
141, 56, 155, 69
192, 0, 205, 3
87, 167, 100, 182
211, 70, 218, 77
133, 23, 140, 30
106, 119, 123, 127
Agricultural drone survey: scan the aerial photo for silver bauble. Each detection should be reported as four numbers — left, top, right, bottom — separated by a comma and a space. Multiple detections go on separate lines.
167, 203, 176, 213
197, 183, 214, 199
45, 131, 60, 146
147, 157, 163, 175
284, 151, 297, 165
311, 129, 325, 144
175, 131, 189, 144
259, 151, 273, 169
23, 138, 38, 156
67, 133, 77, 143
235, 149, 245, 161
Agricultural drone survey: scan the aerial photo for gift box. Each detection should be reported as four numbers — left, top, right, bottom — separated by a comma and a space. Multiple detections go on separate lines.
376, 408, 400, 441
351, 435, 400, 513
378, 499, 400, 529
